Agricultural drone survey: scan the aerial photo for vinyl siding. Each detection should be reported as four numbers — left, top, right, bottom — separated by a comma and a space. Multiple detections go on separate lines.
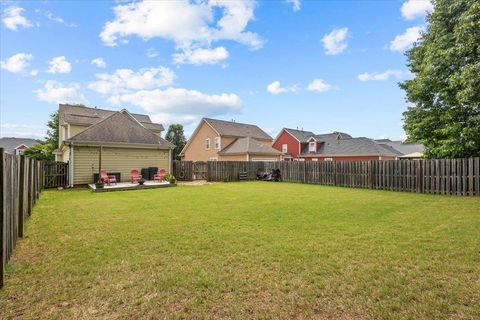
73, 146, 169, 184
69, 124, 89, 138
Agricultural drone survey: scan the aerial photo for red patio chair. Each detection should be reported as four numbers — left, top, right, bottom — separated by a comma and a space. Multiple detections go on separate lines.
131, 169, 142, 183
100, 170, 117, 185
154, 168, 166, 182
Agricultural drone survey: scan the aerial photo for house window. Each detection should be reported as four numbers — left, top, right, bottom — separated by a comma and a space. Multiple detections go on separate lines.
324, 158, 333, 161
282, 144, 288, 153
309, 142, 316, 152
205, 138, 210, 150
209, 157, 218, 161
312, 158, 318, 162
215, 137, 221, 150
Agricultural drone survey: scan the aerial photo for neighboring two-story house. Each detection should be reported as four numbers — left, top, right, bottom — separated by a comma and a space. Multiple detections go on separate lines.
180, 118, 281, 162
55, 104, 174, 186
273, 128, 399, 161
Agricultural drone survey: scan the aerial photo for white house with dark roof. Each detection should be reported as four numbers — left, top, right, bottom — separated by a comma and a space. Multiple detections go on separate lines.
55, 104, 174, 185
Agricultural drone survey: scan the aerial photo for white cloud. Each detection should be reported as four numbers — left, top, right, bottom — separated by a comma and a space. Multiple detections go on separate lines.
146, 48, 158, 58
88, 67, 175, 94
47, 56, 72, 74
357, 70, 404, 81
0, 53, 33, 73
41, 10, 77, 27
322, 27, 348, 55
307, 79, 332, 93
0, 123, 46, 139
29, 69, 39, 76
286, 0, 301, 12
91, 57, 107, 68
389, 26, 422, 52
108, 87, 242, 124
150, 113, 199, 126
401, 0, 433, 20
100, 0, 262, 64
2, 6, 32, 31
35, 80, 87, 104
173, 46, 229, 65
266, 81, 297, 94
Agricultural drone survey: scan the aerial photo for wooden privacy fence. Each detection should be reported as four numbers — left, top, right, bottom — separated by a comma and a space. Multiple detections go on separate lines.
205, 158, 480, 196
44, 161, 69, 188
1, 149, 43, 288
172, 160, 193, 181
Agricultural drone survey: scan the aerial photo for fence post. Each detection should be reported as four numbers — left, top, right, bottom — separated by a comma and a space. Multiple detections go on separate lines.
18, 155, 26, 238
368, 160, 374, 189
416, 160, 423, 193
333, 161, 337, 186
27, 159, 33, 216
0, 148, 5, 288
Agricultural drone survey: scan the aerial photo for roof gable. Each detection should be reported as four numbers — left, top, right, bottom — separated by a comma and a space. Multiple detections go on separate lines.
204, 118, 272, 140
59, 104, 164, 131
219, 137, 281, 155
283, 128, 315, 142
0, 137, 41, 154
68, 111, 173, 147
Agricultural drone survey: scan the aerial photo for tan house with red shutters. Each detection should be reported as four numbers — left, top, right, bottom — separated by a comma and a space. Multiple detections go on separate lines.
180, 118, 281, 162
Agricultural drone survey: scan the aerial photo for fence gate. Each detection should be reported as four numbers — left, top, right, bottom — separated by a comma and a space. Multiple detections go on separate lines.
193, 161, 208, 180
44, 162, 69, 188
173, 160, 193, 181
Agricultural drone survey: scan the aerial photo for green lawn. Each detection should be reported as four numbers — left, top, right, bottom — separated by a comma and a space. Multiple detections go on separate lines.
1, 182, 479, 319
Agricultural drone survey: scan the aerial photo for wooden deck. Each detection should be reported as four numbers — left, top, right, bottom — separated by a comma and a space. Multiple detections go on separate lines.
88, 181, 176, 192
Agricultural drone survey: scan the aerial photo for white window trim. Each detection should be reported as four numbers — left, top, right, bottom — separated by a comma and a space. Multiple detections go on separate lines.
309, 142, 316, 152
214, 136, 221, 150
209, 157, 218, 161
282, 144, 288, 153
324, 157, 333, 161
205, 138, 210, 150
312, 158, 318, 161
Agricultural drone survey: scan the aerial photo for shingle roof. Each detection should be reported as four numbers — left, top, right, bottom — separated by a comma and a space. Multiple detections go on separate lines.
59, 104, 164, 131
0, 137, 41, 154
374, 139, 424, 155
301, 137, 400, 157
219, 137, 281, 155
67, 110, 173, 148
312, 132, 352, 140
283, 128, 315, 142
204, 118, 272, 140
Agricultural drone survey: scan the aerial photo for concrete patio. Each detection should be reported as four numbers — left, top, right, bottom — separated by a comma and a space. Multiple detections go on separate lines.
88, 180, 175, 192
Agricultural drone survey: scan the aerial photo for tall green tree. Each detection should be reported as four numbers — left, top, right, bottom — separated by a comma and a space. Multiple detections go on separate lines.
165, 124, 187, 160
23, 111, 59, 161
400, 0, 480, 158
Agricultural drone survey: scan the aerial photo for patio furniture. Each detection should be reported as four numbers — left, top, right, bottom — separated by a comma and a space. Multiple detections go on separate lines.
94, 172, 120, 184
154, 168, 166, 182
131, 170, 142, 183
100, 170, 117, 185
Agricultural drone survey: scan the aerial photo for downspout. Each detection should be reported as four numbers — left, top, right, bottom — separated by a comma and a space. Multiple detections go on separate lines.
168, 148, 172, 173
69, 143, 74, 188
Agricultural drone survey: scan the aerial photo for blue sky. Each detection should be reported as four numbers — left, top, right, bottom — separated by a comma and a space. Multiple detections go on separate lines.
0, 0, 432, 139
